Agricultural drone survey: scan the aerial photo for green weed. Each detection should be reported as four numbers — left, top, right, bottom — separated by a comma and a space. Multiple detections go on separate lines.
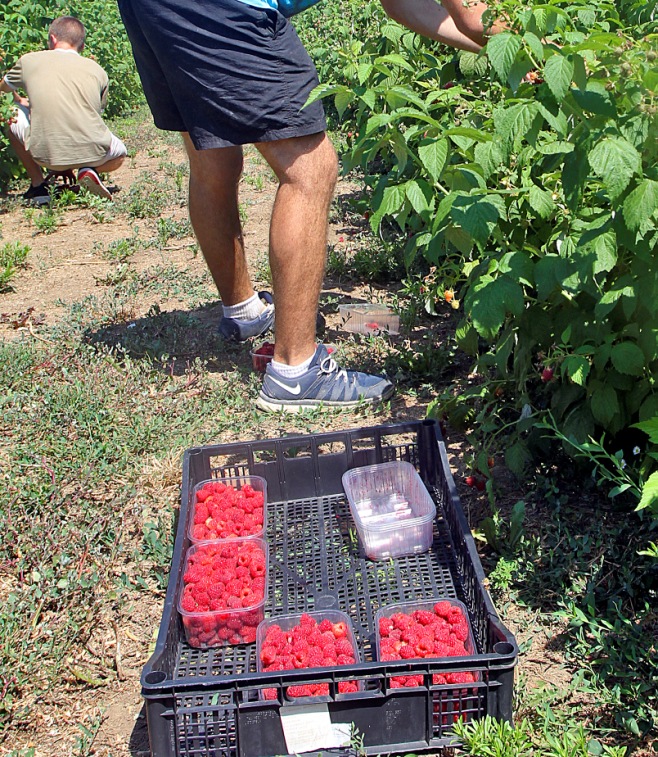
0, 241, 29, 291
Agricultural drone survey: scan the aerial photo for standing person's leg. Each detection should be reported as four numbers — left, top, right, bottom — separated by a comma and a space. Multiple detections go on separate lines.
182, 134, 255, 307
256, 132, 337, 367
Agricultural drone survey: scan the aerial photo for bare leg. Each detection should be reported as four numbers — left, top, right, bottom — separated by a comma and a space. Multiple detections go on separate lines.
89, 155, 126, 173
256, 132, 338, 366
7, 129, 44, 187
182, 132, 255, 307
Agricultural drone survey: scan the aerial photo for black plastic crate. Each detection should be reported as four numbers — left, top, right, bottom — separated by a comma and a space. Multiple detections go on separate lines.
142, 419, 518, 757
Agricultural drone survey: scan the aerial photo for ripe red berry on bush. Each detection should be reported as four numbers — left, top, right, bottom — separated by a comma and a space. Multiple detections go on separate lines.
180, 539, 266, 647
378, 602, 477, 688
191, 480, 265, 542
260, 614, 359, 699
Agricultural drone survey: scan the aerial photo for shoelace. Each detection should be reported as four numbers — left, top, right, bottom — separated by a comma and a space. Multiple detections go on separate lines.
319, 355, 351, 384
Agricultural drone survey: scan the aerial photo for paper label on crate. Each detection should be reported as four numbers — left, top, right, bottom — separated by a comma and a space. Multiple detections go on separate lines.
280, 704, 351, 754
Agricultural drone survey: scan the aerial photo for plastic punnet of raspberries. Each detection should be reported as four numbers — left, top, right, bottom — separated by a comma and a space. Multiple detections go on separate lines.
180, 539, 267, 648
260, 614, 359, 700
377, 602, 477, 689
251, 342, 275, 373
191, 480, 265, 542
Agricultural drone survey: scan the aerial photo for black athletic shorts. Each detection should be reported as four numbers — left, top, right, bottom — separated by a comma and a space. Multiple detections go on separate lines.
117, 0, 327, 148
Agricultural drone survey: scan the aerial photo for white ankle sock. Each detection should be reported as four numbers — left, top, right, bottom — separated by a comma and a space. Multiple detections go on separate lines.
223, 293, 266, 321
271, 353, 314, 378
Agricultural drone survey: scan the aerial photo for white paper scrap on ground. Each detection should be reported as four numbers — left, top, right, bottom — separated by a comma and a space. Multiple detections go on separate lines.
280, 704, 351, 754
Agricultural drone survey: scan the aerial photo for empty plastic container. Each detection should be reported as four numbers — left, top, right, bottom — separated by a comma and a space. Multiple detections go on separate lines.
342, 461, 436, 560
338, 304, 400, 335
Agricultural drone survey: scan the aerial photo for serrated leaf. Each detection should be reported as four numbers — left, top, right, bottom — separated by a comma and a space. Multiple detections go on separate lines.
405, 179, 430, 214
468, 275, 524, 338
357, 63, 373, 85
562, 354, 590, 386
589, 137, 642, 200
455, 323, 479, 356
494, 102, 541, 149
622, 179, 658, 231
591, 383, 619, 426
450, 193, 506, 246
593, 230, 617, 274
539, 141, 575, 155
474, 141, 505, 178
637, 471, 658, 511
505, 441, 532, 477
528, 185, 556, 219
523, 31, 544, 61
610, 342, 645, 376
487, 32, 522, 83
418, 139, 448, 183
634, 417, 658, 444
334, 89, 355, 118
543, 53, 574, 101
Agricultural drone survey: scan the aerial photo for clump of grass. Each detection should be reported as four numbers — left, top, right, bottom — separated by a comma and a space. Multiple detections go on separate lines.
0, 241, 29, 291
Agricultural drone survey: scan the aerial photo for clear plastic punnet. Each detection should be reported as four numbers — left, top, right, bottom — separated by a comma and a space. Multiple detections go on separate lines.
178, 538, 268, 648
342, 460, 436, 560
256, 610, 362, 702
338, 304, 400, 335
189, 475, 267, 543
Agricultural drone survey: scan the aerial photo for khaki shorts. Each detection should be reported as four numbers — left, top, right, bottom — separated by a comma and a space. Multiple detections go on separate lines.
10, 104, 127, 169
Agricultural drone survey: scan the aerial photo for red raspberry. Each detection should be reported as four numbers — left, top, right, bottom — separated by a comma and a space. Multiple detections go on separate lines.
181, 595, 197, 612
336, 654, 354, 666
378, 617, 394, 637
288, 685, 313, 697
399, 645, 416, 659
260, 645, 278, 666
392, 613, 412, 631
335, 638, 353, 656
415, 636, 434, 657
446, 671, 474, 684
453, 622, 470, 642
263, 688, 277, 700
432, 674, 447, 685
414, 610, 435, 626
433, 641, 449, 656
300, 613, 316, 628
434, 601, 452, 618
338, 682, 359, 694
332, 621, 348, 639
307, 648, 324, 667
448, 607, 464, 625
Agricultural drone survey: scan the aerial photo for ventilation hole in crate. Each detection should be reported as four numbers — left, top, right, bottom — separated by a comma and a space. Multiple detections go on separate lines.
316, 440, 346, 456
177, 697, 236, 757
281, 442, 313, 460
431, 684, 486, 738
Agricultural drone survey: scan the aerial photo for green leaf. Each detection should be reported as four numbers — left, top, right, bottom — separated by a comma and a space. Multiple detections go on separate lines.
590, 383, 619, 426
418, 139, 448, 183
588, 137, 642, 201
405, 179, 430, 214
528, 185, 556, 219
637, 471, 658, 511
334, 89, 354, 118
634, 417, 658, 444
487, 33, 522, 83
622, 179, 658, 232
505, 441, 532, 477
562, 355, 590, 386
543, 53, 574, 101
610, 342, 645, 376
468, 275, 524, 338
539, 141, 575, 155
450, 193, 506, 246
494, 102, 541, 150
474, 141, 505, 178
592, 230, 618, 274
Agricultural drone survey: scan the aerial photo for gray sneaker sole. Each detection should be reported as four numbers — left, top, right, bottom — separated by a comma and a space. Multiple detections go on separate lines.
255, 383, 394, 413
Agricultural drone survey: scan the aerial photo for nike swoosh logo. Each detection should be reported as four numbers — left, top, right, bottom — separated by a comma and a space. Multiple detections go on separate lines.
268, 376, 302, 396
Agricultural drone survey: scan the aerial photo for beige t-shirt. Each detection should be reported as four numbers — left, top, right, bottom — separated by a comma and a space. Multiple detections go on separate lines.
4, 49, 112, 169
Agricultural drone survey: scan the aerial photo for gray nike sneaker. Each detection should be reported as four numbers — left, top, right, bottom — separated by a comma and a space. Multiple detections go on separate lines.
256, 344, 395, 413
218, 291, 275, 342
